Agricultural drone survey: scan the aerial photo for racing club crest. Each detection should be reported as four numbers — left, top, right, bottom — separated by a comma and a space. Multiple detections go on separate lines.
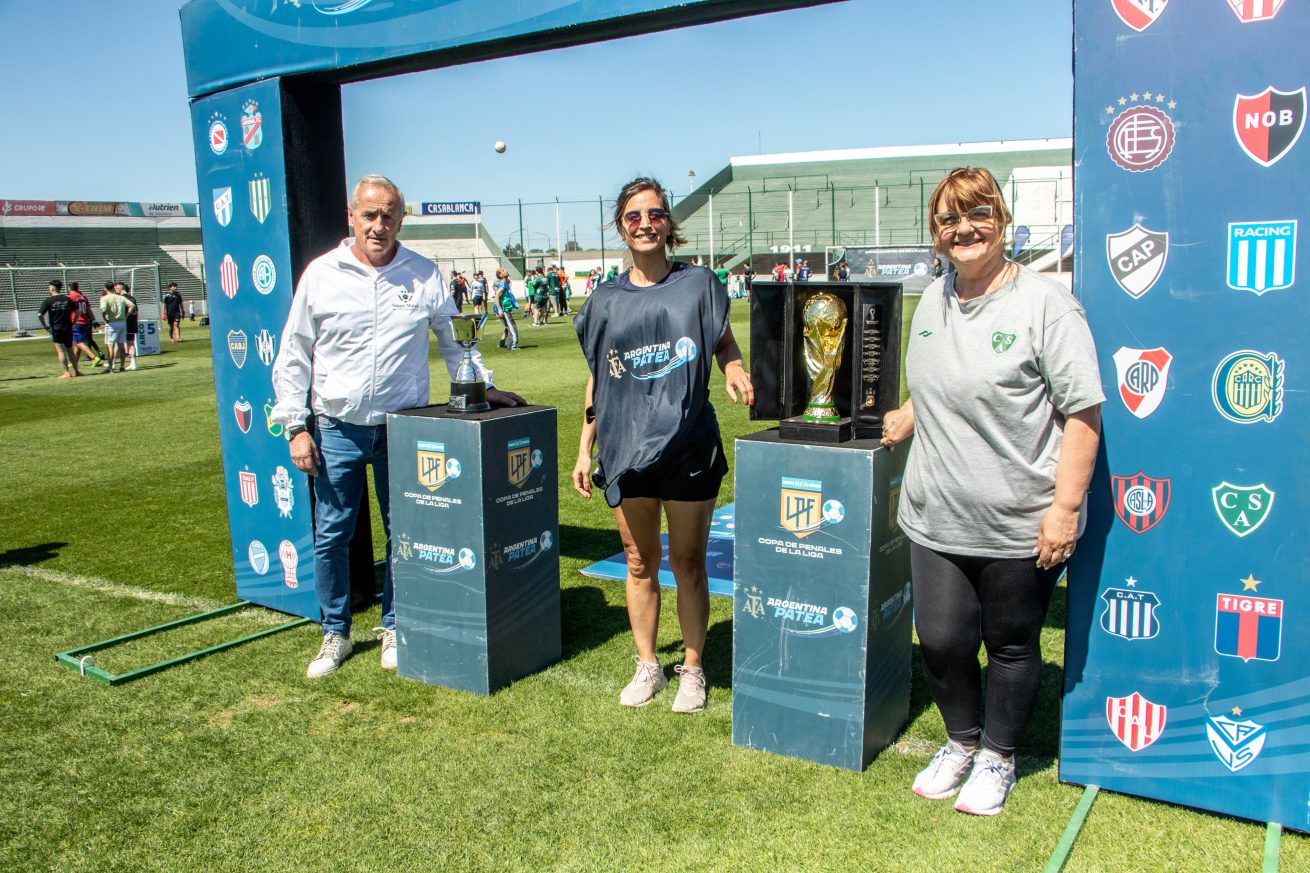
1211, 482, 1274, 537
238, 470, 258, 508
1106, 692, 1167, 752
233, 398, 253, 433
1233, 86, 1306, 167
1206, 707, 1267, 772
1099, 577, 1161, 641
227, 330, 248, 368
1228, 0, 1287, 22
1111, 0, 1169, 32
272, 466, 295, 518
1106, 224, 1168, 298
1112, 472, 1171, 533
1212, 350, 1284, 423
1113, 346, 1172, 419
241, 100, 263, 150
1227, 220, 1295, 295
507, 438, 532, 489
1106, 92, 1176, 172
1215, 576, 1282, 663
256, 329, 276, 366
213, 187, 233, 227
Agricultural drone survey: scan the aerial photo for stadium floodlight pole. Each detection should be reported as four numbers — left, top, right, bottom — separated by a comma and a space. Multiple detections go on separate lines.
555, 197, 563, 270
598, 196, 606, 277
747, 187, 754, 265
517, 199, 527, 277
788, 188, 795, 272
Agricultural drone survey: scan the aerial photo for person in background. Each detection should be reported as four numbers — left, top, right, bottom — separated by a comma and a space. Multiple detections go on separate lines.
450, 271, 469, 312
572, 176, 753, 714
532, 268, 550, 325
771, 261, 786, 283
37, 280, 81, 379
880, 167, 1102, 817
493, 268, 521, 351
98, 281, 134, 374
606, 264, 619, 283
116, 282, 140, 371
795, 259, 812, 281
742, 262, 754, 296
714, 263, 730, 288
837, 260, 850, 281
163, 282, 185, 342
933, 257, 945, 278
556, 265, 571, 315
545, 264, 561, 317
67, 282, 105, 368
188, 300, 196, 321
469, 270, 487, 317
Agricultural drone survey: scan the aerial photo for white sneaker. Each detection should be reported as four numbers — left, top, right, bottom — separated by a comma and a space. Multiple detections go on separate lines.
954, 749, 1017, 816
127, 359, 138, 371
306, 632, 352, 678
912, 740, 977, 800
375, 626, 397, 670
671, 664, 707, 713
618, 657, 667, 707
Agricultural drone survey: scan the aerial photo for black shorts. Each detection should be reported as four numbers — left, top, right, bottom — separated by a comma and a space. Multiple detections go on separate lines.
51, 329, 73, 346
611, 432, 728, 503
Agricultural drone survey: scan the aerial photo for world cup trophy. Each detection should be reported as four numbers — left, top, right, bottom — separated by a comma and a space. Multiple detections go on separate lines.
801, 293, 848, 422
448, 314, 490, 412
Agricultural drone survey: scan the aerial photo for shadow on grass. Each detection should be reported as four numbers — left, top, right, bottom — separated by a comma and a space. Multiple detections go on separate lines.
560, 584, 629, 659
0, 541, 68, 565
1045, 580, 1067, 630
559, 523, 621, 566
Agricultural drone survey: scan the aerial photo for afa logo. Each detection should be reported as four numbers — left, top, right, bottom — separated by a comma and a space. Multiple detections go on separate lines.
1227, 221, 1295, 295
1211, 482, 1274, 537
1106, 692, 1167, 752
1206, 707, 1267, 772
1234, 86, 1306, 167
272, 466, 295, 519
212, 187, 233, 227
1113, 347, 1172, 419
207, 112, 228, 155
227, 330, 248, 368
1215, 575, 1282, 663
233, 398, 253, 434
1212, 350, 1284, 423
1111, 472, 1171, 533
1111, 0, 1169, 32
507, 437, 543, 489
779, 477, 844, 539
416, 441, 461, 492
1229, 0, 1287, 22
238, 470, 258, 508
241, 100, 263, 150
248, 540, 269, 576
1106, 92, 1176, 172
1100, 577, 1161, 641
1106, 224, 1168, 298
220, 254, 239, 299
278, 539, 299, 589
740, 585, 766, 620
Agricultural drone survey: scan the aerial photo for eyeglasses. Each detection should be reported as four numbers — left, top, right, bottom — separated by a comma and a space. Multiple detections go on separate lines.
622, 208, 670, 230
934, 205, 995, 230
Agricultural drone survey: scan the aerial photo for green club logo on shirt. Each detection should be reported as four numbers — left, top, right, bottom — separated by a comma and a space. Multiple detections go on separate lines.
918, 330, 933, 337
991, 331, 1017, 355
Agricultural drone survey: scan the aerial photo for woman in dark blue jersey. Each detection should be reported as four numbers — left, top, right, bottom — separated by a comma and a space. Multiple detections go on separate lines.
573, 177, 753, 714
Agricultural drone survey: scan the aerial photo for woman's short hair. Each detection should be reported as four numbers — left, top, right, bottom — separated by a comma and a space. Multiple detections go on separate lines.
927, 167, 1012, 245
612, 176, 687, 251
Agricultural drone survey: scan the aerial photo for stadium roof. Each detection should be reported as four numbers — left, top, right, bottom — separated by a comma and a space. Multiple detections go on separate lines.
730, 138, 1071, 167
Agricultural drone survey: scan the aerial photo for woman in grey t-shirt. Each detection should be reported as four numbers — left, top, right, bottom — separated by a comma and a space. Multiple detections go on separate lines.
880, 167, 1103, 816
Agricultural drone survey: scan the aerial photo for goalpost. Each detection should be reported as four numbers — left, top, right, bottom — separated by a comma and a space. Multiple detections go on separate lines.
1, 263, 161, 334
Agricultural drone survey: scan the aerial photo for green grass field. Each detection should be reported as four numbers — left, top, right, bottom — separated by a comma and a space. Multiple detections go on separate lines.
1, 304, 1305, 872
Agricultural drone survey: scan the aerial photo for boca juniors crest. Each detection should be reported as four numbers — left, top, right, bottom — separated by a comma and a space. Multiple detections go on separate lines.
1100, 579, 1161, 640
1106, 225, 1168, 298
1114, 346, 1172, 419
507, 437, 533, 489
1212, 350, 1284, 423
1107, 692, 1167, 752
1206, 709, 1267, 772
1233, 86, 1306, 167
1215, 578, 1282, 663
1111, 0, 1169, 32
1112, 472, 1171, 533
227, 330, 248, 368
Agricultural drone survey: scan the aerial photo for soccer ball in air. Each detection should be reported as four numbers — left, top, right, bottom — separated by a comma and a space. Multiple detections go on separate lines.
831, 606, 859, 633
822, 499, 845, 524
494, 141, 507, 153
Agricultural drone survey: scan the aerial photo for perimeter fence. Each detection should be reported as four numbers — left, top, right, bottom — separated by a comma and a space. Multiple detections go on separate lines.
2, 264, 162, 333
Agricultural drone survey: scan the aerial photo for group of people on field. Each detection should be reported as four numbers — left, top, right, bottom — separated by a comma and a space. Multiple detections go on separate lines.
37, 279, 186, 377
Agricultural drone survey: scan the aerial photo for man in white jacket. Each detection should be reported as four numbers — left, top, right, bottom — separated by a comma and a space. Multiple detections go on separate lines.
272, 174, 524, 678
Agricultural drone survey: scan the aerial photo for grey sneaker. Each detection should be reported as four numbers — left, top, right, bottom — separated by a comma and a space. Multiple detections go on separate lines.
306, 632, 353, 678
375, 626, 397, 670
618, 657, 667, 707
954, 749, 1017, 816
912, 740, 977, 799
671, 664, 707, 713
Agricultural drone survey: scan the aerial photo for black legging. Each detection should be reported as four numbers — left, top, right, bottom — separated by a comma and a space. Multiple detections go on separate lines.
910, 542, 1062, 757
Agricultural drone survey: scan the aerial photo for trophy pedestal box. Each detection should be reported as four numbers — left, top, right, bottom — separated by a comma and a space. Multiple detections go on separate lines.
731, 428, 912, 771
386, 404, 560, 695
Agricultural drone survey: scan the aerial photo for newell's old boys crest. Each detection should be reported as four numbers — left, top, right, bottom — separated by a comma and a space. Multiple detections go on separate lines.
233, 399, 253, 433
249, 173, 272, 223
256, 330, 276, 366
220, 254, 239, 299
1229, 0, 1287, 22
213, 187, 233, 227
1212, 482, 1274, 537
272, 466, 294, 518
1212, 350, 1284, 423
780, 477, 824, 539
1106, 225, 1168, 298
1112, 0, 1169, 32
1114, 346, 1172, 419
1112, 472, 1171, 533
1216, 579, 1282, 663
1107, 692, 1167, 752
241, 100, 263, 150
227, 330, 248, 368
1234, 86, 1306, 167
1100, 579, 1161, 640
1206, 709, 1267, 772
1227, 220, 1295, 295
507, 438, 532, 489
239, 470, 258, 508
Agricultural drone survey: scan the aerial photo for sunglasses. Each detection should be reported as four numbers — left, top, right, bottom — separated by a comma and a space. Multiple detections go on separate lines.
622, 208, 670, 230
934, 205, 996, 230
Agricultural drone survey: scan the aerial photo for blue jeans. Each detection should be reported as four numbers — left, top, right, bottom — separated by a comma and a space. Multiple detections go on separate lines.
313, 416, 393, 636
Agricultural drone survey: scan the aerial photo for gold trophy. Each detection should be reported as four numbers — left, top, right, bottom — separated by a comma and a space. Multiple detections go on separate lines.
800, 292, 848, 422
448, 314, 490, 412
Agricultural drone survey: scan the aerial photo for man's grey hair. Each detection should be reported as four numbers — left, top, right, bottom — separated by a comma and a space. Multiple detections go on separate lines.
350, 174, 404, 208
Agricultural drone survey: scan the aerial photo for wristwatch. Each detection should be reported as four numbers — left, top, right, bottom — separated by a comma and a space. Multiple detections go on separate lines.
286, 423, 308, 439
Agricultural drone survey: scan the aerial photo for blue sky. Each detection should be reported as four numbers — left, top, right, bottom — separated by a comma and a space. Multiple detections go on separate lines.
0, 1, 1071, 208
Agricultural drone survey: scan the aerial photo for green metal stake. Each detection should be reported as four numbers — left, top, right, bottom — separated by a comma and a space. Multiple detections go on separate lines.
1264, 822, 1282, 873
1044, 784, 1099, 873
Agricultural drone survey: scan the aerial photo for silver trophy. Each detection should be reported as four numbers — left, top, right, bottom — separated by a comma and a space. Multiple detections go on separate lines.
448, 314, 490, 412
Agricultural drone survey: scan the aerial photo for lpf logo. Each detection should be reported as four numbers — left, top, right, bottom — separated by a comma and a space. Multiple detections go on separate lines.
1212, 350, 1284, 423
779, 477, 843, 539
417, 440, 461, 492
1233, 86, 1305, 167
1105, 91, 1176, 172
507, 437, 544, 489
